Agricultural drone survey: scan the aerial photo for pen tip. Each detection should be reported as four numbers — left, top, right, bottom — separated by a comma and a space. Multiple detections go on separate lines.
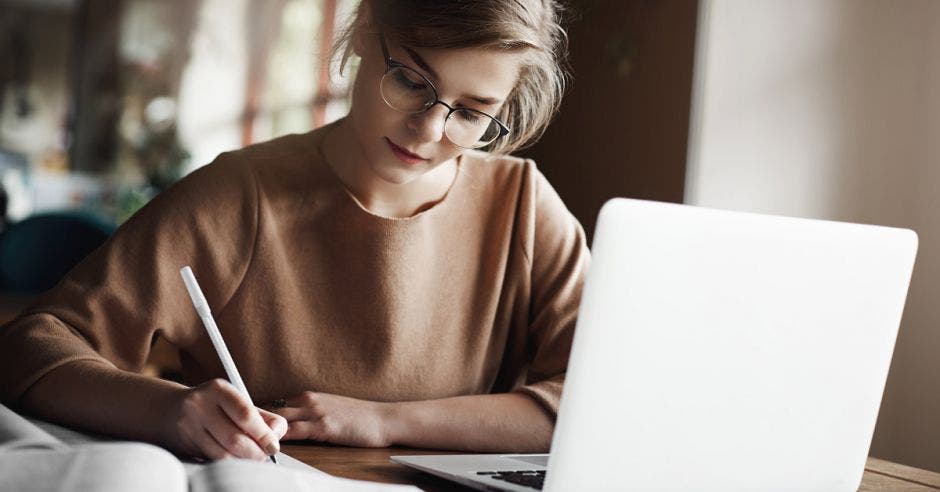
271, 455, 278, 464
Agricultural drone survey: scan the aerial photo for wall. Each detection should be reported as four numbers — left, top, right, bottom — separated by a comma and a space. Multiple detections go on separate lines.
686, 0, 940, 472
522, 0, 698, 241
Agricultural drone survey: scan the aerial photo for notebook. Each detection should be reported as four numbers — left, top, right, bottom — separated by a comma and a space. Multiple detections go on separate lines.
0, 403, 416, 492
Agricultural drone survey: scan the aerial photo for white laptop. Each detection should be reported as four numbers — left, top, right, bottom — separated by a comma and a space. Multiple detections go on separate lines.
392, 198, 918, 491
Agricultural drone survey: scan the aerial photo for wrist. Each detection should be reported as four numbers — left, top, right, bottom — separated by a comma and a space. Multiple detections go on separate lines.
379, 400, 407, 447
154, 383, 194, 454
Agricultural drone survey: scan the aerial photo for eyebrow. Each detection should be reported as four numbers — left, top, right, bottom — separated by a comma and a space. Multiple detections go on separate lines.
401, 45, 503, 106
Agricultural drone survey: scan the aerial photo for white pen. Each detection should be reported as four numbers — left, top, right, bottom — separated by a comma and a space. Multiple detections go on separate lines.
180, 266, 278, 464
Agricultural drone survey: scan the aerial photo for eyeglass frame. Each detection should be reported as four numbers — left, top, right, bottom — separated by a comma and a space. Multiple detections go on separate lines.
377, 34, 511, 148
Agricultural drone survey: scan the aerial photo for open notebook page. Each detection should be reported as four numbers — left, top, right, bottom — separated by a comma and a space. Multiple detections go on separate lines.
1, 404, 417, 492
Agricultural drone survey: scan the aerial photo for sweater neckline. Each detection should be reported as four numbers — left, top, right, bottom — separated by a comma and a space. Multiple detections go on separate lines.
314, 121, 463, 222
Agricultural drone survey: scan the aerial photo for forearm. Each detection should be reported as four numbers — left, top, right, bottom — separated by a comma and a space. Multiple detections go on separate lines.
384, 392, 555, 453
19, 359, 187, 449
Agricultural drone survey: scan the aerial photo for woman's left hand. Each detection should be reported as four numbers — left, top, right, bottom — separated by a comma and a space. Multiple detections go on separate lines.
268, 391, 395, 447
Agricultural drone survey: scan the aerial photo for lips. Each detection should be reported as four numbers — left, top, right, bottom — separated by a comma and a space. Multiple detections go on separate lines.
385, 138, 428, 163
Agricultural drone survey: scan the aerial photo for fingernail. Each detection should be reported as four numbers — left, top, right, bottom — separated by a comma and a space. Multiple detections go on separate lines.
263, 441, 280, 455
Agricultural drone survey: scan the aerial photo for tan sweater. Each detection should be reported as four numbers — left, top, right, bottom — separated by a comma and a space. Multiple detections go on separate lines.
0, 122, 589, 416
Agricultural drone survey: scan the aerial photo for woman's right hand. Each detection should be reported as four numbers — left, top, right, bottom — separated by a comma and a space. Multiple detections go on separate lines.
169, 378, 287, 461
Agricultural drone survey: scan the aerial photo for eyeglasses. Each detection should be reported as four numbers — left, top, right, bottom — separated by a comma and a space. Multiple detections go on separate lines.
378, 34, 510, 150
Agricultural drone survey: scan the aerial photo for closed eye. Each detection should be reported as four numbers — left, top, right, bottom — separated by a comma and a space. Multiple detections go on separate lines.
393, 69, 429, 92
455, 109, 485, 123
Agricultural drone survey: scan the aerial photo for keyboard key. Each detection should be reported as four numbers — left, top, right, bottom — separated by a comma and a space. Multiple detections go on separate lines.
490, 470, 546, 490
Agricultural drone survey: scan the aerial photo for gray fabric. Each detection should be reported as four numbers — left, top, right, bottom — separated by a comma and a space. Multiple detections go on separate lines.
1, 443, 186, 492
0, 403, 63, 451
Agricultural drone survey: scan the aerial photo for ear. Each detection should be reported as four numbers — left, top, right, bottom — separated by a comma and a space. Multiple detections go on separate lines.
351, 1, 374, 57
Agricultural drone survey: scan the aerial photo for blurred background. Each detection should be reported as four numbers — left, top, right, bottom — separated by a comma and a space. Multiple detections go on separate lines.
0, 0, 937, 475
0, 0, 355, 228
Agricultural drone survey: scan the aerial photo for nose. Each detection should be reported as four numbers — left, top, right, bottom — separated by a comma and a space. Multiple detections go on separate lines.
406, 103, 448, 144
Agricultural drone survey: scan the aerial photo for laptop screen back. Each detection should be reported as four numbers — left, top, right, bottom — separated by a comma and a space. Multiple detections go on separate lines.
546, 199, 918, 492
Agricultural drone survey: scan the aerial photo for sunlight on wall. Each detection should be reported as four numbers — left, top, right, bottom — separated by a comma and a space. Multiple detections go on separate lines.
177, 0, 354, 173
177, 0, 249, 173
686, 0, 940, 472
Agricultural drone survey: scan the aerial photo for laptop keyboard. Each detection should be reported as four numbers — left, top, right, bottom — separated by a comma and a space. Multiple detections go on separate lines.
477, 470, 545, 490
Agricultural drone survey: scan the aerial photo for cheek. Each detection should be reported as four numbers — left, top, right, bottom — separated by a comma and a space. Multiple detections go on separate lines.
350, 59, 396, 123
429, 146, 465, 169
351, 76, 383, 121
351, 81, 399, 141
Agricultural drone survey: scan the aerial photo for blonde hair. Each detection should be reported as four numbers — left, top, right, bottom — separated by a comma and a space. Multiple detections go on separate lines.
333, 0, 571, 155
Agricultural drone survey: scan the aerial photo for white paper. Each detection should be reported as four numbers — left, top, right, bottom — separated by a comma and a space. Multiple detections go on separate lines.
1, 404, 419, 492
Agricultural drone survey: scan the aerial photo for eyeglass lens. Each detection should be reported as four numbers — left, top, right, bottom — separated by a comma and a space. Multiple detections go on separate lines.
381, 66, 502, 149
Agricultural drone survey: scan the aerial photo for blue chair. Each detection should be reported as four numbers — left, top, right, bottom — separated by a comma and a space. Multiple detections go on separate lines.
0, 211, 115, 294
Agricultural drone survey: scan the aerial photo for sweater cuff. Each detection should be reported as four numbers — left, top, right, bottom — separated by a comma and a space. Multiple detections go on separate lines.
515, 373, 566, 419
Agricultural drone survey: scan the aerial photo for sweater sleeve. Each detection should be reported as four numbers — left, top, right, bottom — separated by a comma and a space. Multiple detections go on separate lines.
514, 162, 590, 417
0, 152, 259, 403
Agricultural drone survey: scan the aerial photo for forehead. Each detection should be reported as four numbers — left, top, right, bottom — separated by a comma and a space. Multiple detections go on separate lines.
396, 43, 526, 103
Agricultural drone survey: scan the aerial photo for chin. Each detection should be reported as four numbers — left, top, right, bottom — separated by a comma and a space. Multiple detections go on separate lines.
370, 160, 428, 185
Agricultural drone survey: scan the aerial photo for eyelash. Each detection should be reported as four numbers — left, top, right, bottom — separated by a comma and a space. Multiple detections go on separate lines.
394, 70, 428, 91
391, 65, 491, 115
456, 111, 483, 123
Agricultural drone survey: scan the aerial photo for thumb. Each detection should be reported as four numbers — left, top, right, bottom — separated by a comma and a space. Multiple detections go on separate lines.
259, 408, 289, 439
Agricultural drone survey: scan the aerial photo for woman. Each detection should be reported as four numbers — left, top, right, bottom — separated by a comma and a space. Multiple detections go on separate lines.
0, 0, 589, 461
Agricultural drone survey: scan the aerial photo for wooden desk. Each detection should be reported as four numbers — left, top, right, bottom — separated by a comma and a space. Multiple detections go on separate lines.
282, 443, 940, 491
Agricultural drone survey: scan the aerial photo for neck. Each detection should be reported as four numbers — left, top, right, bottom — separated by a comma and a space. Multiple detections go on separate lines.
322, 118, 458, 218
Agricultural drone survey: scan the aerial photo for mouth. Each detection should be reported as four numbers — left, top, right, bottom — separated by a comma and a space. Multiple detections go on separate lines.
385, 138, 429, 165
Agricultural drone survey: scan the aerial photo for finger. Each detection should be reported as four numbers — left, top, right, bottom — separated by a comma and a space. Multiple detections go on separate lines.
258, 408, 289, 439
194, 426, 234, 461
214, 387, 282, 456
203, 405, 269, 461
284, 391, 317, 407
270, 406, 311, 422
284, 419, 322, 441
